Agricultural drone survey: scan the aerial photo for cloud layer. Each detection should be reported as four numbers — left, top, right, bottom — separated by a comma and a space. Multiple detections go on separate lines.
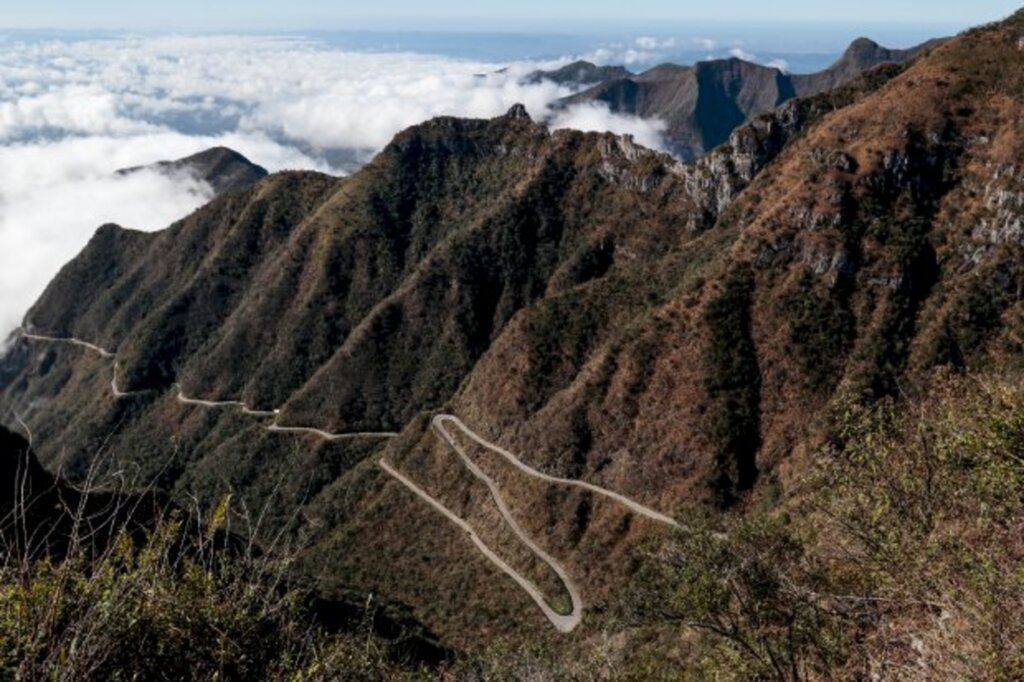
0, 34, 674, 335
0, 131, 331, 334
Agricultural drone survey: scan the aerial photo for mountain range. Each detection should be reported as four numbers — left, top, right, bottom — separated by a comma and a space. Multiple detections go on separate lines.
2, 9, 1024, 670
533, 37, 944, 159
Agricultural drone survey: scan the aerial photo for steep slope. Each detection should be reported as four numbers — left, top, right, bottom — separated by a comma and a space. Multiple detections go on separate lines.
116, 146, 269, 195
450, 11, 1024, 502
3, 9, 1024, 646
0, 89, 841, 639
562, 37, 942, 160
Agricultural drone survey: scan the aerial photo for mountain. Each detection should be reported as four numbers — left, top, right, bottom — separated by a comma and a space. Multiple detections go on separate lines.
560, 37, 943, 160
116, 146, 269, 195
794, 36, 946, 92
2, 9, 1024, 661
525, 60, 632, 87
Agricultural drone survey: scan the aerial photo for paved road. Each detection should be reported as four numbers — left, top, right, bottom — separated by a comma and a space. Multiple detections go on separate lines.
379, 460, 582, 633
18, 330, 397, 439
433, 414, 684, 530
175, 384, 278, 417
378, 415, 688, 632
20, 330, 114, 358
266, 423, 399, 440
110, 362, 140, 399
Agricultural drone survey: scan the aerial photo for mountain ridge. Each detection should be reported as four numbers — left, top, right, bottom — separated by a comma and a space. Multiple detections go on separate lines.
524, 60, 631, 87
557, 36, 945, 159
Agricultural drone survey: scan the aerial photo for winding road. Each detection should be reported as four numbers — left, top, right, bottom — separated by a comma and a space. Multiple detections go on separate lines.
376, 415, 685, 632
20, 331, 114, 358
16, 329, 397, 440
14, 328, 687, 633
378, 460, 581, 633
433, 415, 684, 531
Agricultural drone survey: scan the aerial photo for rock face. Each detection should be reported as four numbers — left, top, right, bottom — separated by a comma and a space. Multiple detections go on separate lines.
116, 146, 269, 195
561, 37, 943, 160
3, 13, 1024, 644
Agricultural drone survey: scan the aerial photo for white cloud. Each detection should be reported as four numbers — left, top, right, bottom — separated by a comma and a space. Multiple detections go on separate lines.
0, 36, 575, 155
724, 47, 790, 72
729, 47, 758, 62
583, 46, 660, 67
0, 34, 669, 336
549, 103, 668, 152
0, 131, 327, 334
635, 36, 677, 50
0, 86, 158, 139
245, 66, 568, 151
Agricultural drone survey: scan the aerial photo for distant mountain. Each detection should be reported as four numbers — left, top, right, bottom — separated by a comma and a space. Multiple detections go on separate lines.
560, 37, 944, 159
3, 10, 1024, 651
525, 60, 631, 87
791, 36, 946, 93
116, 146, 268, 195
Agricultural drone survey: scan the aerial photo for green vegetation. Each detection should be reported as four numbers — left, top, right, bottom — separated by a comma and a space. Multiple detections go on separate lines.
26, 367, 1024, 680
703, 265, 761, 505
5, 10, 1024, 675
521, 287, 612, 411
925, 270, 1017, 370
782, 271, 855, 391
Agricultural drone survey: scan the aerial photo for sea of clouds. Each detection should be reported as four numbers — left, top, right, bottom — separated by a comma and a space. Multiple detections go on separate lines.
0, 34, 678, 335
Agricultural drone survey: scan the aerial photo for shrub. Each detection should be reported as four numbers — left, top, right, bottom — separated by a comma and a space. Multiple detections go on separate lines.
622, 370, 1024, 680
0, 497, 419, 681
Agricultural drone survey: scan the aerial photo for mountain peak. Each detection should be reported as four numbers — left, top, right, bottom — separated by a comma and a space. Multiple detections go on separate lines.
846, 36, 882, 52
560, 34, 935, 160
831, 35, 941, 72
9, 17, 1024, 658
116, 146, 268, 196
505, 103, 531, 121
182, 146, 251, 166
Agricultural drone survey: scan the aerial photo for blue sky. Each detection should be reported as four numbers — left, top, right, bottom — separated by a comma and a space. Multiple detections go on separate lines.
2, 0, 1021, 31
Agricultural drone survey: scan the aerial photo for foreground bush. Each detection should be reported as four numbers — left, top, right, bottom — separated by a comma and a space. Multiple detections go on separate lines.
0, 504, 418, 681
621, 371, 1024, 680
